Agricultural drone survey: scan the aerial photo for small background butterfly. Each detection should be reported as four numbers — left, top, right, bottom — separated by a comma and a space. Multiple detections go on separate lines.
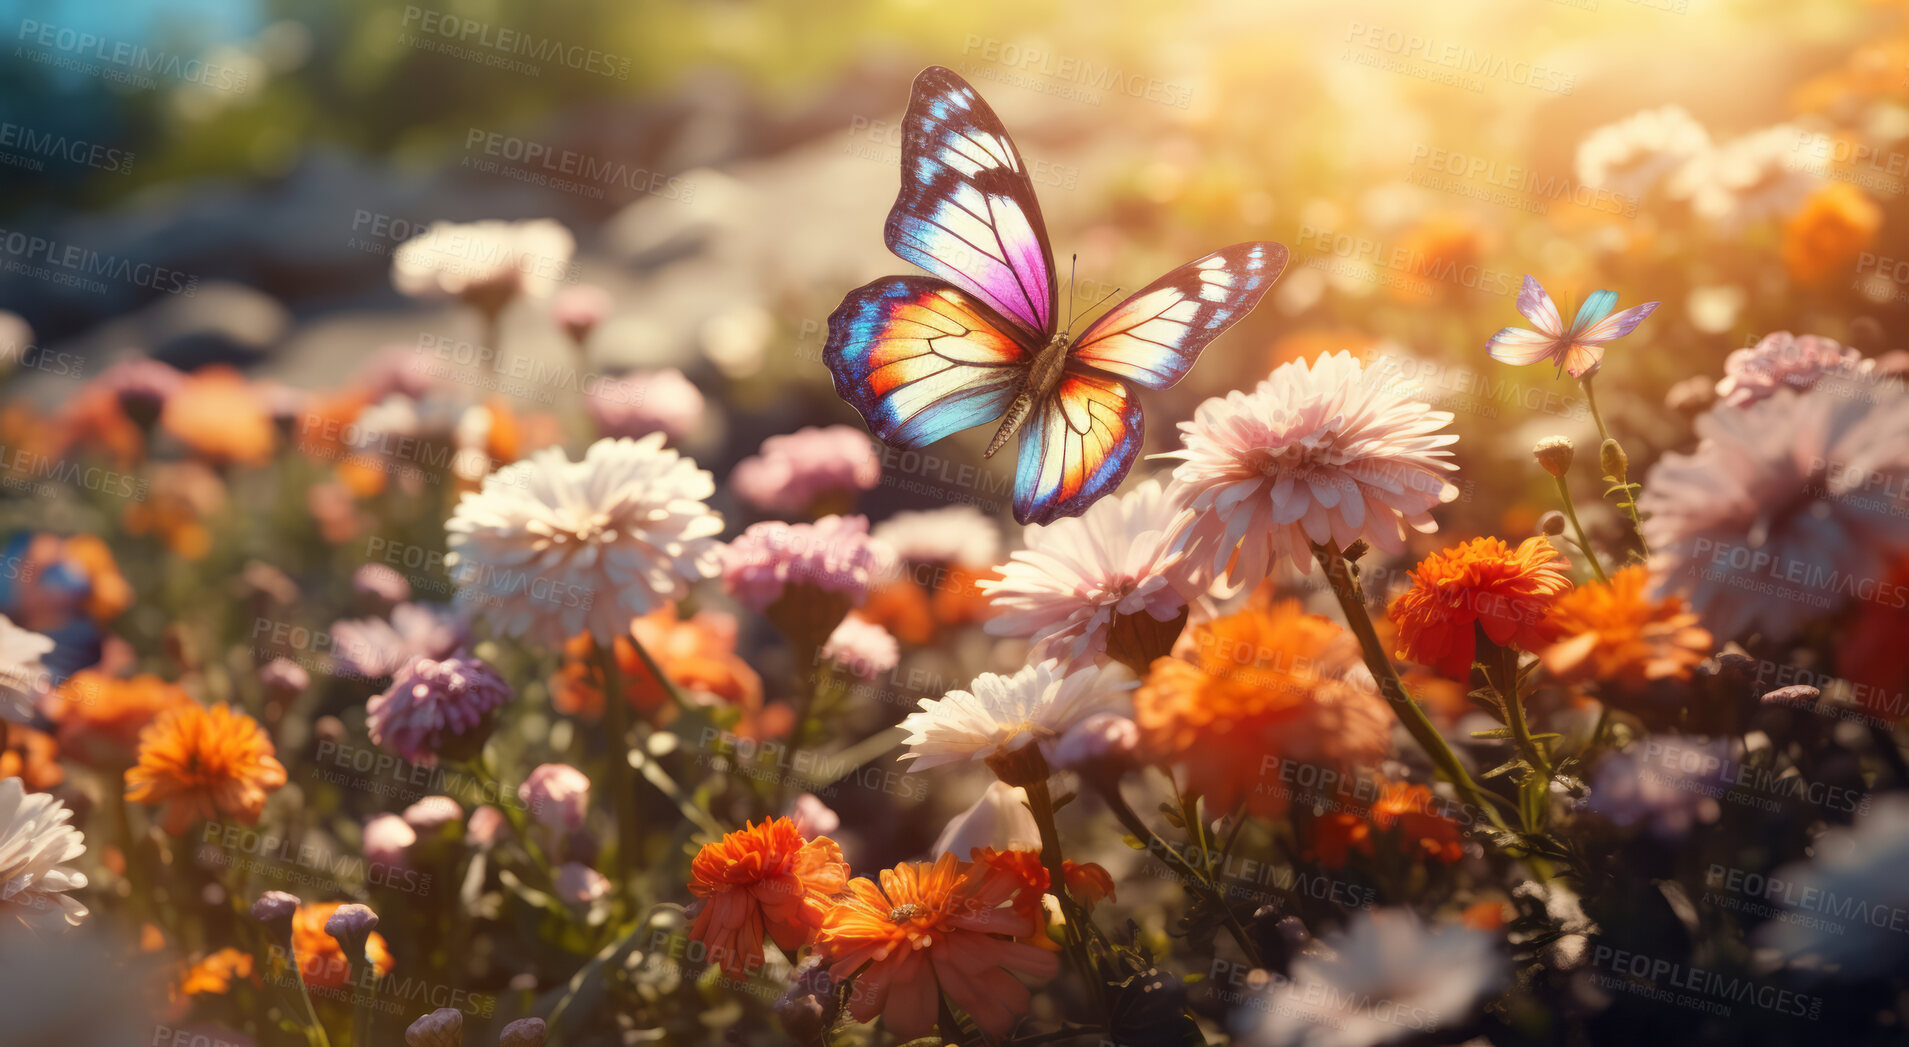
1485, 275, 1659, 379
823, 65, 1286, 526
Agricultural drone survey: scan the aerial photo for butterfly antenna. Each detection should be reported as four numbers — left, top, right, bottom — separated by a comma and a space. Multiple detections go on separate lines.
1077, 284, 1121, 326
1066, 254, 1077, 329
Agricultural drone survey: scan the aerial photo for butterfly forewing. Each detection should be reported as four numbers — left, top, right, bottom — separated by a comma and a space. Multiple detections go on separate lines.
1066, 242, 1287, 389
885, 66, 1059, 343
823, 275, 1036, 449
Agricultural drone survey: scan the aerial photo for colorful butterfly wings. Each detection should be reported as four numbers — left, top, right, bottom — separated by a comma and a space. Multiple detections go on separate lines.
825, 66, 1286, 525
1486, 275, 1659, 379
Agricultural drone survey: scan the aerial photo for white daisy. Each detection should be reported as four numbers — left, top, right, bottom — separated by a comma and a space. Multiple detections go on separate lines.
979, 477, 1199, 672
392, 218, 576, 317
0, 615, 54, 724
898, 660, 1134, 773
445, 435, 724, 646
871, 505, 1002, 568
1239, 908, 1506, 1047
1575, 104, 1711, 201
0, 777, 89, 932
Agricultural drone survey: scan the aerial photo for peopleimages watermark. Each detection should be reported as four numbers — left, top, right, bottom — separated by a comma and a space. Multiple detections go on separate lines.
1342, 22, 1575, 96
15, 19, 251, 92
0, 227, 197, 296
0, 120, 134, 175
398, 6, 630, 80
958, 35, 1193, 109
1587, 945, 1823, 1020
463, 129, 695, 204
1406, 144, 1636, 218
843, 114, 1079, 189
1294, 225, 1518, 298
1705, 863, 1909, 937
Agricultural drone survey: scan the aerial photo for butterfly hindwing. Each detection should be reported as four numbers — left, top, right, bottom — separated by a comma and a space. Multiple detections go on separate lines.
1066, 242, 1286, 389
885, 65, 1058, 343
1012, 367, 1144, 526
824, 275, 1034, 449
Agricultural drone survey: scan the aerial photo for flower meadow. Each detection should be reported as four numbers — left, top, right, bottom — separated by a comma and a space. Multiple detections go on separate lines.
8, 3, 1909, 1046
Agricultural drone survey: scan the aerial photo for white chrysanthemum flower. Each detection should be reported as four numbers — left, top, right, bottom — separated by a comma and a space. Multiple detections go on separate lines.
978, 478, 1199, 672
1756, 795, 1909, 975
392, 218, 576, 315
0, 615, 54, 724
1575, 104, 1712, 200
1239, 908, 1506, 1047
871, 505, 1002, 568
899, 660, 1134, 773
1667, 124, 1821, 230
1159, 351, 1459, 592
933, 781, 1040, 858
446, 435, 724, 646
0, 777, 89, 932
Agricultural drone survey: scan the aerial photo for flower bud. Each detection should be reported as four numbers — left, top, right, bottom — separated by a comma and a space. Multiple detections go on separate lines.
405, 1008, 463, 1047
1537, 510, 1566, 537
1599, 438, 1628, 481
1532, 436, 1575, 478
499, 1018, 547, 1047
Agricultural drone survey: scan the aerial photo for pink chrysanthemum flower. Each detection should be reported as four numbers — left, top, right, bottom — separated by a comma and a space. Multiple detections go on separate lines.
1715, 331, 1876, 408
446, 435, 724, 646
585, 369, 705, 442
720, 515, 890, 613
366, 655, 513, 765
978, 477, 1199, 672
329, 602, 469, 680
517, 763, 590, 831
1640, 383, 1909, 642
731, 425, 882, 516
1159, 351, 1460, 590
820, 614, 900, 678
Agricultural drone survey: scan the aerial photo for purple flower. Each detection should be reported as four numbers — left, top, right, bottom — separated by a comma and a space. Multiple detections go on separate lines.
91, 358, 184, 423
584, 369, 705, 442
363, 813, 415, 869
330, 603, 470, 679
258, 657, 309, 698
720, 515, 891, 613
401, 795, 464, 833
820, 615, 899, 679
517, 763, 590, 831
730, 425, 881, 515
1716, 331, 1876, 408
366, 655, 512, 765
352, 564, 412, 608
1584, 738, 1725, 839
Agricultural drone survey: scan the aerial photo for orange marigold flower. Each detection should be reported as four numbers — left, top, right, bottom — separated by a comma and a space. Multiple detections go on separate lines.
930, 565, 997, 629
688, 817, 848, 976
1371, 782, 1465, 864
293, 902, 395, 989
1305, 812, 1374, 868
125, 703, 287, 834
0, 723, 63, 790
1783, 181, 1881, 287
552, 606, 763, 723
180, 947, 255, 996
1389, 536, 1573, 678
1135, 598, 1392, 819
44, 671, 195, 768
161, 366, 276, 466
1541, 565, 1712, 689
858, 581, 936, 645
815, 852, 1059, 1040
968, 847, 1116, 931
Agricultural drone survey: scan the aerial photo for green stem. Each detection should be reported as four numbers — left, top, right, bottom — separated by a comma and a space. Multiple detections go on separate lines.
1095, 779, 1262, 968
1490, 637, 1554, 784
594, 637, 639, 895
1308, 542, 1512, 834
1552, 475, 1610, 584
1580, 374, 1611, 444
1025, 776, 1107, 1026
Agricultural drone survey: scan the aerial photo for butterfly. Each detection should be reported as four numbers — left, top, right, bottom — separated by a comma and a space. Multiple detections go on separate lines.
823, 65, 1287, 526
1485, 274, 1659, 380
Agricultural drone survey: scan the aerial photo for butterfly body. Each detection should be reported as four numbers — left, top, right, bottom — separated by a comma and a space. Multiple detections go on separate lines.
985, 332, 1073, 458
824, 66, 1288, 525
1486, 275, 1660, 379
